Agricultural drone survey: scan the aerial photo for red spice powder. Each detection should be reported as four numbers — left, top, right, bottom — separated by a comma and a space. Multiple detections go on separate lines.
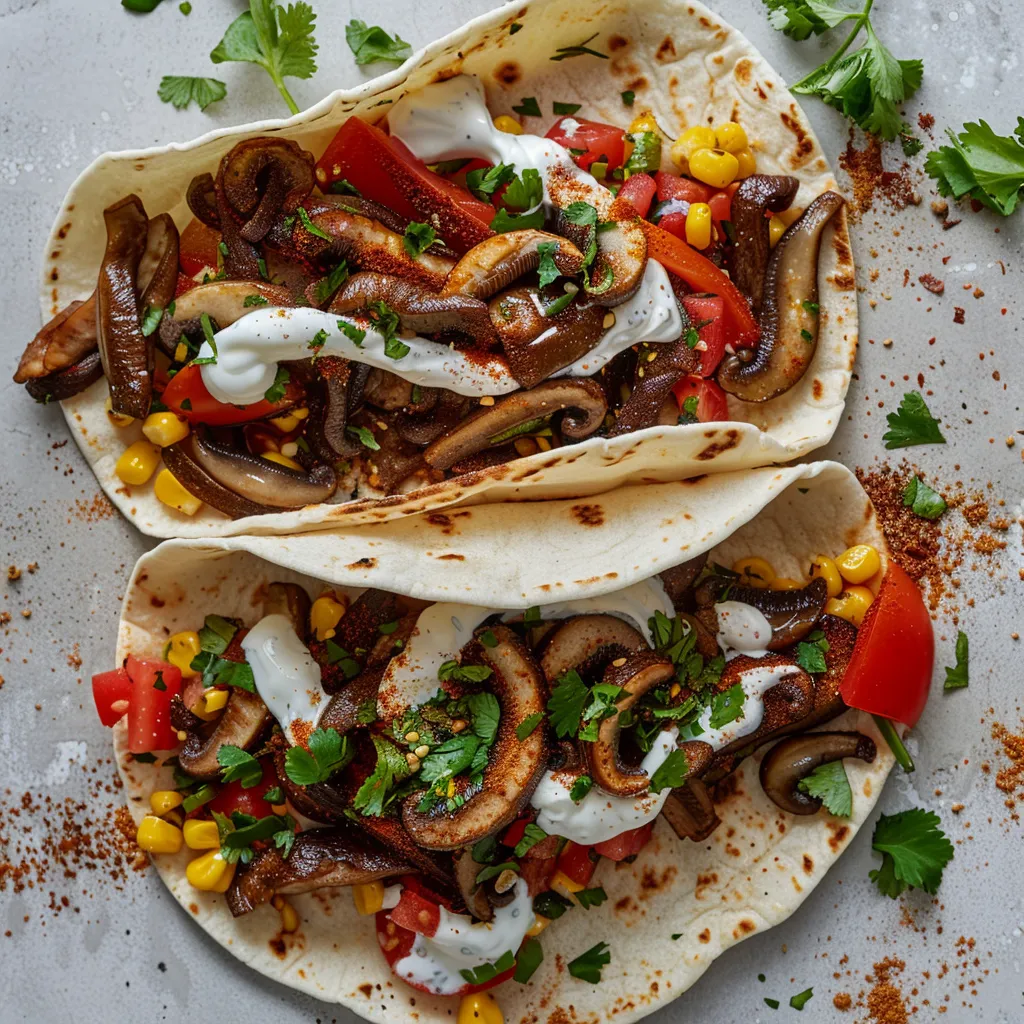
990, 720, 1024, 822
839, 134, 918, 218
864, 957, 908, 1024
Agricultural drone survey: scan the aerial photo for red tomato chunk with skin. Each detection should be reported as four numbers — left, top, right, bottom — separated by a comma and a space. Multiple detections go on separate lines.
124, 656, 182, 753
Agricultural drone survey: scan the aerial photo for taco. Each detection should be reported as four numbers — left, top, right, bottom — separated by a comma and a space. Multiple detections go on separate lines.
101, 462, 933, 1022
16, 0, 856, 538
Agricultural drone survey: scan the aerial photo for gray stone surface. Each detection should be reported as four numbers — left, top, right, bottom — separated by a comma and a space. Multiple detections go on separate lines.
1, 1, 1022, 1021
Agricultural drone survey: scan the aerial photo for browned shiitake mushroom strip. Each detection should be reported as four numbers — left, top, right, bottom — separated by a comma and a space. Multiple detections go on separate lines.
23, 351, 104, 404
585, 650, 713, 798
178, 687, 272, 781
161, 433, 337, 519
539, 614, 648, 683
717, 191, 845, 402
170, 280, 295, 327
440, 230, 586, 301
454, 848, 494, 922
759, 731, 876, 815
488, 285, 607, 389
606, 335, 701, 436
658, 553, 709, 611
215, 137, 316, 243
660, 778, 720, 842
401, 626, 547, 850
227, 825, 411, 917
423, 378, 607, 471
331, 271, 499, 346
727, 175, 800, 318
696, 575, 829, 650
291, 204, 455, 291
583, 197, 649, 307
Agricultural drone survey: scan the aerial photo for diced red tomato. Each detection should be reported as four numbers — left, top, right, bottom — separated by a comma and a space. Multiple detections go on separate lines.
314, 117, 494, 252
178, 218, 221, 278
91, 667, 133, 727
375, 911, 515, 996
672, 375, 730, 424
643, 222, 760, 345
656, 211, 688, 240
556, 841, 597, 887
593, 822, 655, 861
501, 818, 530, 848
389, 889, 442, 938
161, 365, 303, 426
708, 187, 735, 241
124, 657, 182, 753
206, 759, 279, 819
618, 173, 657, 218
654, 171, 713, 206
840, 562, 934, 727
681, 294, 726, 376
546, 117, 626, 172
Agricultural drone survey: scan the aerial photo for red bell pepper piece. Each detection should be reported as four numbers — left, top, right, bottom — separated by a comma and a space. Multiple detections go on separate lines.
546, 116, 626, 172
556, 841, 597, 887
160, 365, 303, 427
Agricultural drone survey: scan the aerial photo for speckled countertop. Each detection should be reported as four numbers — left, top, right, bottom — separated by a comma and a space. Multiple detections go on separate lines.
1, 1, 1022, 1022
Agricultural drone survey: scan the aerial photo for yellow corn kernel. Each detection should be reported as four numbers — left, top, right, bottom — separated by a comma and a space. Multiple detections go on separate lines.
778, 205, 803, 228
262, 451, 303, 471
104, 396, 134, 428
734, 147, 757, 179
271, 897, 300, 933
115, 441, 161, 486
770, 577, 803, 591
685, 202, 712, 250
183, 818, 221, 850
174, 341, 190, 363
826, 586, 874, 627
688, 148, 739, 189
535, 435, 552, 452
154, 469, 203, 516
141, 411, 190, 448
810, 555, 843, 598
149, 790, 183, 817
668, 141, 689, 173
186, 850, 236, 893
493, 114, 523, 135
310, 592, 347, 641
166, 631, 201, 677
676, 126, 717, 161
458, 992, 503, 1024
271, 803, 288, 816
551, 869, 585, 896
732, 556, 775, 588
527, 915, 551, 937
352, 881, 386, 916
628, 111, 660, 135
835, 544, 881, 584
715, 121, 749, 153
136, 815, 183, 855
514, 437, 539, 458
269, 411, 301, 433
203, 688, 229, 713
769, 215, 786, 247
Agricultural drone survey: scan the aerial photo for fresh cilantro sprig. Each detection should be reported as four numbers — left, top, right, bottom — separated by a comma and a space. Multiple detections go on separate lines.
158, 76, 227, 111
466, 163, 517, 202
925, 119, 1024, 217
567, 941, 611, 983
345, 19, 412, 66
796, 629, 830, 673
264, 365, 290, 403
403, 221, 438, 259
869, 808, 954, 897
213, 808, 296, 863
797, 760, 852, 816
883, 391, 946, 449
352, 736, 412, 816
284, 727, 353, 785
649, 748, 689, 793
211, 0, 318, 116
943, 630, 969, 691
217, 745, 264, 788
491, 168, 545, 232
763, 0, 923, 142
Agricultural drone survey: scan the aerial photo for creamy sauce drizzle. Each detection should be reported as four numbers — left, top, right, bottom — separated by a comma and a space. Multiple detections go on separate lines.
241, 614, 325, 743
715, 600, 774, 660
393, 880, 534, 996
198, 74, 681, 404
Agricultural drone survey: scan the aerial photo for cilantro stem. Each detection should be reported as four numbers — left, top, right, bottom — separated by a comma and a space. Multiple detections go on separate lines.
873, 714, 914, 773
269, 70, 300, 116
791, 0, 874, 92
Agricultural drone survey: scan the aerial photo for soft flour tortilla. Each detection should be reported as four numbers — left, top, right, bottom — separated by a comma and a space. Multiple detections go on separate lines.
46, 0, 856, 538
113, 462, 892, 1023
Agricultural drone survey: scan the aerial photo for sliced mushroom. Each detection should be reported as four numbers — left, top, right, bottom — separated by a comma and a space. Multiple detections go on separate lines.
402, 626, 547, 850
423, 379, 607, 471
178, 687, 272, 781
138, 213, 181, 314
96, 195, 152, 418
317, 669, 383, 733
660, 778, 720, 842
584, 650, 676, 798
170, 280, 295, 327
24, 351, 104, 404
395, 389, 470, 447
227, 825, 410, 916
263, 582, 311, 637
441, 230, 585, 301
454, 848, 493, 922
658, 553, 709, 611
539, 614, 647, 684
488, 284, 607, 388
727, 175, 799, 317
760, 731, 876, 815
606, 336, 700, 436
186, 171, 220, 229
14, 297, 99, 383
291, 204, 455, 291
697, 575, 828, 650
329, 589, 403, 673
217, 137, 316, 243
162, 433, 337, 519
584, 199, 648, 307
326, 195, 457, 258
362, 368, 414, 411
331, 272, 498, 346
717, 191, 845, 402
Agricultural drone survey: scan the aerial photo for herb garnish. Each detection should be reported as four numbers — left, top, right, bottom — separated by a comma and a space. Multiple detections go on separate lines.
569, 775, 592, 802
868, 808, 954, 897
346, 424, 380, 451
491, 168, 545, 232
337, 319, 366, 347
795, 628, 830, 674
217, 745, 264, 788
190, 312, 219, 366
553, 101, 582, 115
797, 760, 852, 817
707, 683, 746, 730
158, 76, 227, 111
790, 988, 814, 1011
536, 241, 561, 288
214, 809, 296, 863
513, 823, 548, 857
567, 941, 611, 983
313, 260, 349, 304
649, 748, 689, 793
297, 204, 331, 241
352, 736, 412, 816
551, 33, 608, 62
512, 97, 542, 117
621, 90, 635, 106
902, 475, 947, 519
460, 950, 516, 986
926, 119, 1024, 217
284, 727, 353, 785
575, 886, 607, 910
264, 365, 290, 403
466, 162, 517, 202
516, 712, 545, 741
344, 19, 411, 66
513, 938, 543, 983
244, 293, 269, 307
943, 630, 969, 691
189, 614, 256, 692
883, 391, 946, 449
403, 221, 438, 259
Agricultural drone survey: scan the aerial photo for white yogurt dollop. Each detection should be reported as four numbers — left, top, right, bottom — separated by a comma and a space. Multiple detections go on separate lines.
715, 600, 775, 659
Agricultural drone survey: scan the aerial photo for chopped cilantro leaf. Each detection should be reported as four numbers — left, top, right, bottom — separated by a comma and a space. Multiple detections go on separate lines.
797, 760, 852, 817
284, 728, 353, 786
512, 97, 541, 117
536, 241, 561, 288
943, 630, 969, 691
553, 101, 582, 115
403, 221, 438, 259
869, 808, 954, 897
883, 391, 946, 449
459, 949, 516, 986
217, 745, 264, 788
514, 937, 543, 983
244, 293, 269, 307
157, 76, 227, 111
902, 476, 947, 520
352, 736, 411, 816
569, 774, 592, 802
516, 712, 545, 742
346, 425, 380, 451
337, 319, 366, 347
621, 90, 635, 106
297, 205, 331, 241
575, 886, 607, 909
567, 941, 611, 983
649, 748, 689, 793
344, 19, 411, 65
708, 683, 746, 730
263, 365, 290, 403
546, 669, 589, 739
514, 823, 548, 857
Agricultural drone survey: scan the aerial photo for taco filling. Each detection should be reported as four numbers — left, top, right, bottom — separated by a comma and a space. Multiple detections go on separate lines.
19, 75, 843, 520
98, 540, 931, 1014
